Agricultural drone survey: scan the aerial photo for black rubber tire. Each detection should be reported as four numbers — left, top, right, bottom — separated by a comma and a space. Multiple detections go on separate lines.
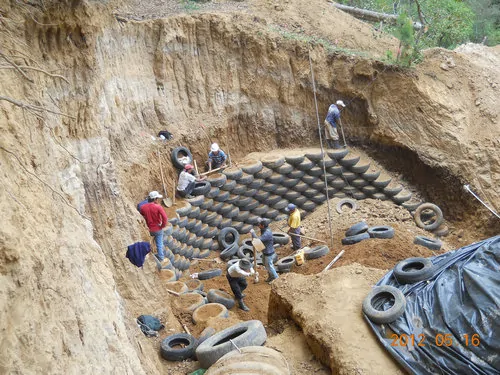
214, 191, 230, 202
207, 289, 236, 309
234, 196, 252, 207
310, 180, 326, 190
293, 182, 309, 193
327, 149, 349, 160
301, 201, 316, 212
414, 203, 444, 231
318, 158, 336, 169
287, 170, 305, 179
311, 193, 327, 204
302, 175, 319, 185
414, 236, 442, 250
275, 163, 294, 175
252, 205, 268, 216
433, 225, 449, 237
242, 188, 258, 198
231, 184, 247, 195
171, 147, 193, 170
276, 256, 295, 272
207, 187, 220, 199
195, 320, 267, 369
296, 160, 315, 171
218, 218, 233, 229
342, 232, 370, 245
361, 185, 378, 195
223, 167, 243, 181
235, 210, 250, 222
272, 232, 290, 245
402, 200, 422, 211
176, 202, 192, 217
372, 192, 388, 201
368, 226, 395, 239
253, 190, 270, 202
261, 156, 285, 169
383, 184, 404, 197
274, 186, 287, 196
264, 209, 279, 219
351, 178, 368, 188
220, 179, 236, 192
240, 224, 253, 234
262, 183, 278, 192
207, 173, 227, 188
237, 173, 254, 185
304, 245, 330, 260
340, 171, 357, 182
362, 286, 406, 324
226, 207, 240, 219
211, 215, 223, 228
330, 178, 346, 190
345, 221, 368, 237
191, 181, 211, 197
198, 268, 223, 280
294, 195, 307, 206
225, 194, 239, 205
371, 176, 392, 189
302, 188, 317, 198
306, 167, 323, 177
198, 210, 209, 222
283, 190, 301, 201
161, 333, 198, 361
254, 167, 273, 179
338, 155, 360, 167
192, 220, 203, 234
220, 244, 239, 260
304, 151, 324, 162
392, 191, 412, 204
169, 217, 179, 226
245, 215, 260, 225
336, 198, 358, 214
267, 173, 284, 185
281, 178, 300, 188
237, 245, 255, 260
248, 178, 265, 189
350, 162, 370, 174
245, 200, 259, 211
273, 199, 289, 211
393, 257, 435, 284
218, 204, 233, 216
352, 191, 367, 200
264, 195, 281, 206
241, 160, 263, 175
232, 220, 244, 232
187, 206, 201, 219
285, 155, 305, 165
327, 165, 343, 175
186, 279, 204, 292
361, 170, 381, 182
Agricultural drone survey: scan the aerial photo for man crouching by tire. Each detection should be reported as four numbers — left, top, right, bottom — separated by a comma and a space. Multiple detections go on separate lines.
226, 259, 254, 312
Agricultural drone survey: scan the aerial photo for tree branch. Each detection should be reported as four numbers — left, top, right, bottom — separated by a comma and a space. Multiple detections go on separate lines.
0, 51, 34, 83
0, 65, 70, 84
0, 95, 76, 119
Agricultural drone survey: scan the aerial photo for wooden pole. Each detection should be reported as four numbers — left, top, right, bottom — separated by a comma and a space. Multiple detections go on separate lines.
279, 227, 327, 244
194, 160, 200, 177
172, 184, 176, 206
198, 166, 225, 176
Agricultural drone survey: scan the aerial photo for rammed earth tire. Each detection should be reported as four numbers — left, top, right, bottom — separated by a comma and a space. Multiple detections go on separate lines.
207, 289, 236, 309
414, 236, 442, 250
192, 303, 229, 325
261, 155, 285, 169
367, 226, 395, 239
171, 147, 193, 170
160, 333, 198, 361
223, 167, 243, 181
345, 221, 369, 237
241, 160, 263, 175
362, 286, 406, 324
414, 203, 444, 231
285, 155, 305, 165
207, 173, 227, 188
220, 244, 238, 260
195, 320, 267, 369
393, 257, 435, 284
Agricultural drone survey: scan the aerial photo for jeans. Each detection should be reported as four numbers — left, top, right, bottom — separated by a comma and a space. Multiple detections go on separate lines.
150, 230, 165, 261
263, 253, 278, 279
226, 274, 247, 300
178, 181, 195, 197
290, 227, 302, 250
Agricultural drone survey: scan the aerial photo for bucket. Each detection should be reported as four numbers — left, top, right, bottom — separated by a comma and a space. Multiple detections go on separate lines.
294, 249, 305, 266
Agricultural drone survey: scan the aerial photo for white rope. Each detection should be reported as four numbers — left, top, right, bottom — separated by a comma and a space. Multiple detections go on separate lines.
308, 50, 334, 249
463, 184, 500, 219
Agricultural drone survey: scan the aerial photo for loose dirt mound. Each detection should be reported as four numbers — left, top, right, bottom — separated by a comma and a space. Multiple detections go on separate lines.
269, 263, 405, 374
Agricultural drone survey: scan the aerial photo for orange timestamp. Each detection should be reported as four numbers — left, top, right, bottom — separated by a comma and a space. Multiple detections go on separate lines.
390, 333, 481, 347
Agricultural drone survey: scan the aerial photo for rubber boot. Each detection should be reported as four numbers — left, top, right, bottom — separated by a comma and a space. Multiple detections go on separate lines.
333, 140, 341, 149
238, 298, 250, 311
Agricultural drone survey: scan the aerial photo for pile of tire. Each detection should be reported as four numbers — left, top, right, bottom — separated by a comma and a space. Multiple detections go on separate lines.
341, 221, 395, 245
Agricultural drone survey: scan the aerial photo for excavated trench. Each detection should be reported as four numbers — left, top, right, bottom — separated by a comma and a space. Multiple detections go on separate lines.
1, 2, 499, 374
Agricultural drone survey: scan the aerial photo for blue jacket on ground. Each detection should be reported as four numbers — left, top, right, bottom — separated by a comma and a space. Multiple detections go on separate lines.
126, 242, 151, 267
325, 104, 340, 127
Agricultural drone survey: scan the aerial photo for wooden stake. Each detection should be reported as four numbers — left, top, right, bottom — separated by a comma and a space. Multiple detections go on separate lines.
172, 184, 176, 206
199, 166, 225, 176
194, 160, 200, 177
279, 228, 327, 244
183, 324, 191, 335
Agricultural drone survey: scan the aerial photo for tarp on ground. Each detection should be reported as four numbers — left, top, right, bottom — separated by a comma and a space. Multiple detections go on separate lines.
366, 235, 500, 375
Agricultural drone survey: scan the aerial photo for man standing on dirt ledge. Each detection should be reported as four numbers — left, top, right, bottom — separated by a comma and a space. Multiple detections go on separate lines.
140, 191, 168, 264
324, 100, 345, 149
206, 143, 227, 171
286, 203, 302, 251
226, 258, 255, 311
250, 218, 279, 283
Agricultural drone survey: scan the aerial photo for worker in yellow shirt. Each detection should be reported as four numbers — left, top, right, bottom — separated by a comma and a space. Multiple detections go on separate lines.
285, 203, 301, 250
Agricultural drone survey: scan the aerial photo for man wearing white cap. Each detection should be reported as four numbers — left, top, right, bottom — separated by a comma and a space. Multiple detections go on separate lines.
140, 191, 168, 264
324, 100, 345, 149
206, 143, 227, 171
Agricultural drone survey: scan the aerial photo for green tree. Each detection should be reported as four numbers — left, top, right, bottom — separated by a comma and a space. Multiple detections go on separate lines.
466, 0, 500, 45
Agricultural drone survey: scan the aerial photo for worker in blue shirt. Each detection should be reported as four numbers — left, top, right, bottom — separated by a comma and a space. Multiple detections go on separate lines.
324, 100, 345, 149
206, 143, 227, 171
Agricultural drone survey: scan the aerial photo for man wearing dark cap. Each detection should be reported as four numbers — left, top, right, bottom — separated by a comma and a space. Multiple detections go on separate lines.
250, 218, 278, 283
286, 203, 302, 251
226, 258, 255, 311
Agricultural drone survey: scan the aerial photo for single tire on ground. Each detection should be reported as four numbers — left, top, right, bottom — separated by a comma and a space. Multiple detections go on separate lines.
192, 303, 229, 325
393, 257, 435, 284
362, 286, 406, 324
218, 227, 240, 248
345, 221, 368, 237
414, 203, 444, 231
171, 147, 193, 170
272, 232, 290, 245
304, 245, 330, 260
207, 289, 236, 309
195, 320, 267, 369
414, 236, 442, 250
342, 232, 370, 245
198, 268, 223, 280
367, 226, 395, 239
160, 333, 198, 361
336, 198, 358, 214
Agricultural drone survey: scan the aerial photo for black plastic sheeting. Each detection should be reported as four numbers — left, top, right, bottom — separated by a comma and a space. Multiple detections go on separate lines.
366, 235, 500, 375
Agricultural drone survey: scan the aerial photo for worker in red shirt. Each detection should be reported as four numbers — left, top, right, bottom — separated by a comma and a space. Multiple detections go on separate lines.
140, 191, 168, 264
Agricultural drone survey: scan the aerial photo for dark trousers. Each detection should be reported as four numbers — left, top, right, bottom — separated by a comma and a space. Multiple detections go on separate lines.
178, 181, 195, 197
290, 227, 302, 250
226, 274, 247, 300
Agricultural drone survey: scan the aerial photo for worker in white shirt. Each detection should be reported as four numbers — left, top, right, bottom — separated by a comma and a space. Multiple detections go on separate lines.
177, 164, 206, 199
226, 258, 254, 311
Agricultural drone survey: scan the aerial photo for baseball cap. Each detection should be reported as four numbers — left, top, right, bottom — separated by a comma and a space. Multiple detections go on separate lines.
149, 191, 163, 199
285, 203, 296, 212
336, 100, 346, 107
184, 164, 194, 171
211, 143, 219, 152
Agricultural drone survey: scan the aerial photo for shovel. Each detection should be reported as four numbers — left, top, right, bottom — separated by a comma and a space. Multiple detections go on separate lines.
252, 238, 265, 283
157, 150, 173, 207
